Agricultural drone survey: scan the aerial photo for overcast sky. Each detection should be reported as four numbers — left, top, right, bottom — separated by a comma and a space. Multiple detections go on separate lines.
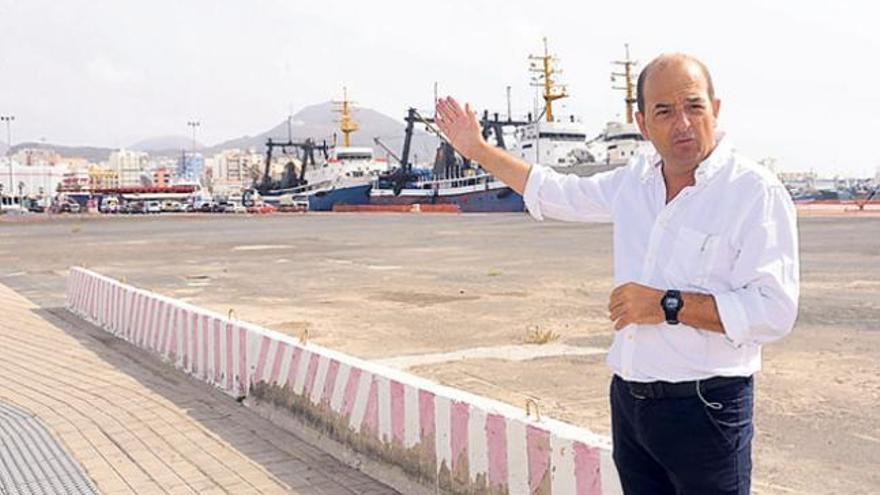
1, 0, 878, 177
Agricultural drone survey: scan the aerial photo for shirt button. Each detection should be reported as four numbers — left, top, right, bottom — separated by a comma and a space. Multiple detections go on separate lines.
627, 334, 634, 341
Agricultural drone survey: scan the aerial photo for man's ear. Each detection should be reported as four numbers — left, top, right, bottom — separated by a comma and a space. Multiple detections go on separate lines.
712, 98, 721, 121
635, 111, 649, 140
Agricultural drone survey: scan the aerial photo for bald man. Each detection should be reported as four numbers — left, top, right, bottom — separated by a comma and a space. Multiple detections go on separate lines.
436, 54, 799, 494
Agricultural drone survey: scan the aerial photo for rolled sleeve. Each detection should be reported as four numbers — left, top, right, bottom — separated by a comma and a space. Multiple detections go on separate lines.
523, 164, 549, 221
522, 162, 629, 223
714, 290, 751, 347
716, 185, 800, 347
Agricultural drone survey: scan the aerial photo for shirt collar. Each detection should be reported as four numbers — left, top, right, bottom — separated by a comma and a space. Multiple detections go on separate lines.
640, 131, 732, 184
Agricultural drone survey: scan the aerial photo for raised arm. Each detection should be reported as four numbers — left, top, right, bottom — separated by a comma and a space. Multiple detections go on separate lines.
435, 96, 532, 194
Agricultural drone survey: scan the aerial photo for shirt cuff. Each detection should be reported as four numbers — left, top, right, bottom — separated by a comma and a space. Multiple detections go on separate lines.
714, 290, 750, 347
523, 164, 548, 220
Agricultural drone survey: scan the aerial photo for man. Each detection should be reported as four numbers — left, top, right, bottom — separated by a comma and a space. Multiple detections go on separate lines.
435, 53, 799, 494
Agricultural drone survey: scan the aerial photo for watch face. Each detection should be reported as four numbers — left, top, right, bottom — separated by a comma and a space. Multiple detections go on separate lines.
664, 297, 678, 310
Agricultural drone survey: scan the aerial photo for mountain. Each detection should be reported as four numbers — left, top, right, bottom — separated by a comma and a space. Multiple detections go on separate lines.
8, 142, 115, 163
3, 103, 440, 167
206, 102, 439, 166
130, 135, 204, 154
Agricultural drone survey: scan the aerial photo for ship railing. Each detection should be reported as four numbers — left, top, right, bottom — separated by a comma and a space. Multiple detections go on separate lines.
411, 173, 501, 190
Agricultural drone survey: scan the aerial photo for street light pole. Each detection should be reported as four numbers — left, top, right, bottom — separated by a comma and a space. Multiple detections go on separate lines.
186, 121, 200, 182
1, 115, 14, 208
187, 121, 200, 154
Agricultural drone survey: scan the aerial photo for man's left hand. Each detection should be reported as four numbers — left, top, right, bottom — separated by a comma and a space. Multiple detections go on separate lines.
608, 282, 665, 330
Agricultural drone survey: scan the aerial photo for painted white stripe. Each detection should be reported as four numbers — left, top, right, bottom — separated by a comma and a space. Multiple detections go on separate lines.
98, 280, 106, 325
506, 419, 529, 495
218, 317, 228, 381
403, 384, 420, 449
435, 395, 452, 474
600, 448, 623, 495
175, 307, 185, 368
273, 343, 291, 388
468, 407, 488, 483
196, 315, 206, 376
232, 324, 244, 393
310, 355, 330, 405
185, 309, 195, 372
161, 306, 174, 357
117, 285, 125, 335
377, 376, 391, 442
550, 436, 576, 494
263, 339, 279, 383
349, 371, 372, 432
158, 302, 170, 352
144, 298, 156, 349
330, 364, 351, 413
206, 317, 216, 382
292, 350, 312, 395
110, 284, 119, 334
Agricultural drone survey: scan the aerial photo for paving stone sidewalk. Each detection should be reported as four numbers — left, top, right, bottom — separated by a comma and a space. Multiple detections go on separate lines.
0, 282, 397, 495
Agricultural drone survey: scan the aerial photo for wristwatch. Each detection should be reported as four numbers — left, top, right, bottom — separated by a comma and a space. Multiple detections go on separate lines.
661, 290, 684, 325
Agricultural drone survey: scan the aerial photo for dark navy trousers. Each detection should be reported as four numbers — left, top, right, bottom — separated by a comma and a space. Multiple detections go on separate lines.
610, 375, 754, 495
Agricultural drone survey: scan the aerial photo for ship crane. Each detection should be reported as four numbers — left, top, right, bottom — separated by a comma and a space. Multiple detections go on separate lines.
612, 44, 639, 124
257, 137, 330, 194
529, 37, 568, 123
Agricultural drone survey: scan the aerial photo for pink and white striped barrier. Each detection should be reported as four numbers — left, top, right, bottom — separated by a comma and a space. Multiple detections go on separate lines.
66, 267, 621, 495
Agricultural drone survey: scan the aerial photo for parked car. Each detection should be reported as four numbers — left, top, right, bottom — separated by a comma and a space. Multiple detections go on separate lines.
146, 201, 162, 214
128, 201, 146, 214
59, 201, 81, 214
99, 200, 119, 214
162, 201, 182, 212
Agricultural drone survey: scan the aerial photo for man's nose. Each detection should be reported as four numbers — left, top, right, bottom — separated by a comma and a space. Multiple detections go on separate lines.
673, 109, 692, 132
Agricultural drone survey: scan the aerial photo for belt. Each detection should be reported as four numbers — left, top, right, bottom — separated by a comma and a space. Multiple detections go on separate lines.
615, 375, 751, 400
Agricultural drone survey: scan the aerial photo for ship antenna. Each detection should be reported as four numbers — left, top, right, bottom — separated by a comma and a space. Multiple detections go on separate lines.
333, 86, 359, 147
612, 43, 638, 124
529, 37, 568, 123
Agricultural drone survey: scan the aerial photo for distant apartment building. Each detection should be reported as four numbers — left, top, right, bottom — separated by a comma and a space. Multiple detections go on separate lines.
176, 152, 204, 184
11, 148, 62, 167
89, 166, 119, 189
108, 149, 150, 187
61, 166, 90, 191
213, 148, 262, 191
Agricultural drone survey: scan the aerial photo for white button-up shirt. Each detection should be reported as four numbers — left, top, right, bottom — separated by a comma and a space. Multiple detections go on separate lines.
523, 134, 800, 382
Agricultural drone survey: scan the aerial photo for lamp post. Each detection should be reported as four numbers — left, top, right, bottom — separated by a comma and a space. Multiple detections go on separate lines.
187, 121, 200, 182
1, 115, 14, 207
187, 121, 200, 154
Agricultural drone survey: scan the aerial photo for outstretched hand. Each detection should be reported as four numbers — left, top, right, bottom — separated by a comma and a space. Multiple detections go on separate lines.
435, 96, 487, 161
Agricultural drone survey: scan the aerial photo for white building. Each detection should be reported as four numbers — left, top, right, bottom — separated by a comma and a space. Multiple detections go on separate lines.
108, 149, 150, 187
0, 158, 66, 205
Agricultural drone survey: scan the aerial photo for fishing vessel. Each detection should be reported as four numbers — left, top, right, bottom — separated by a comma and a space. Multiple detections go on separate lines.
370, 107, 525, 212
584, 44, 653, 171
509, 42, 653, 177
251, 88, 388, 211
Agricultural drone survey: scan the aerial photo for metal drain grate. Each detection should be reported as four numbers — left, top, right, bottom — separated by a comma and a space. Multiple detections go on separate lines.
0, 401, 98, 495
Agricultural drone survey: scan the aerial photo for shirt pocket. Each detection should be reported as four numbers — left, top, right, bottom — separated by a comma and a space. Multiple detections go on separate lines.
666, 226, 719, 290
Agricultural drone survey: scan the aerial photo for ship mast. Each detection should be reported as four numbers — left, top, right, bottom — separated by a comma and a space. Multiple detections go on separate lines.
529, 37, 568, 123
612, 44, 638, 124
333, 86, 359, 147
